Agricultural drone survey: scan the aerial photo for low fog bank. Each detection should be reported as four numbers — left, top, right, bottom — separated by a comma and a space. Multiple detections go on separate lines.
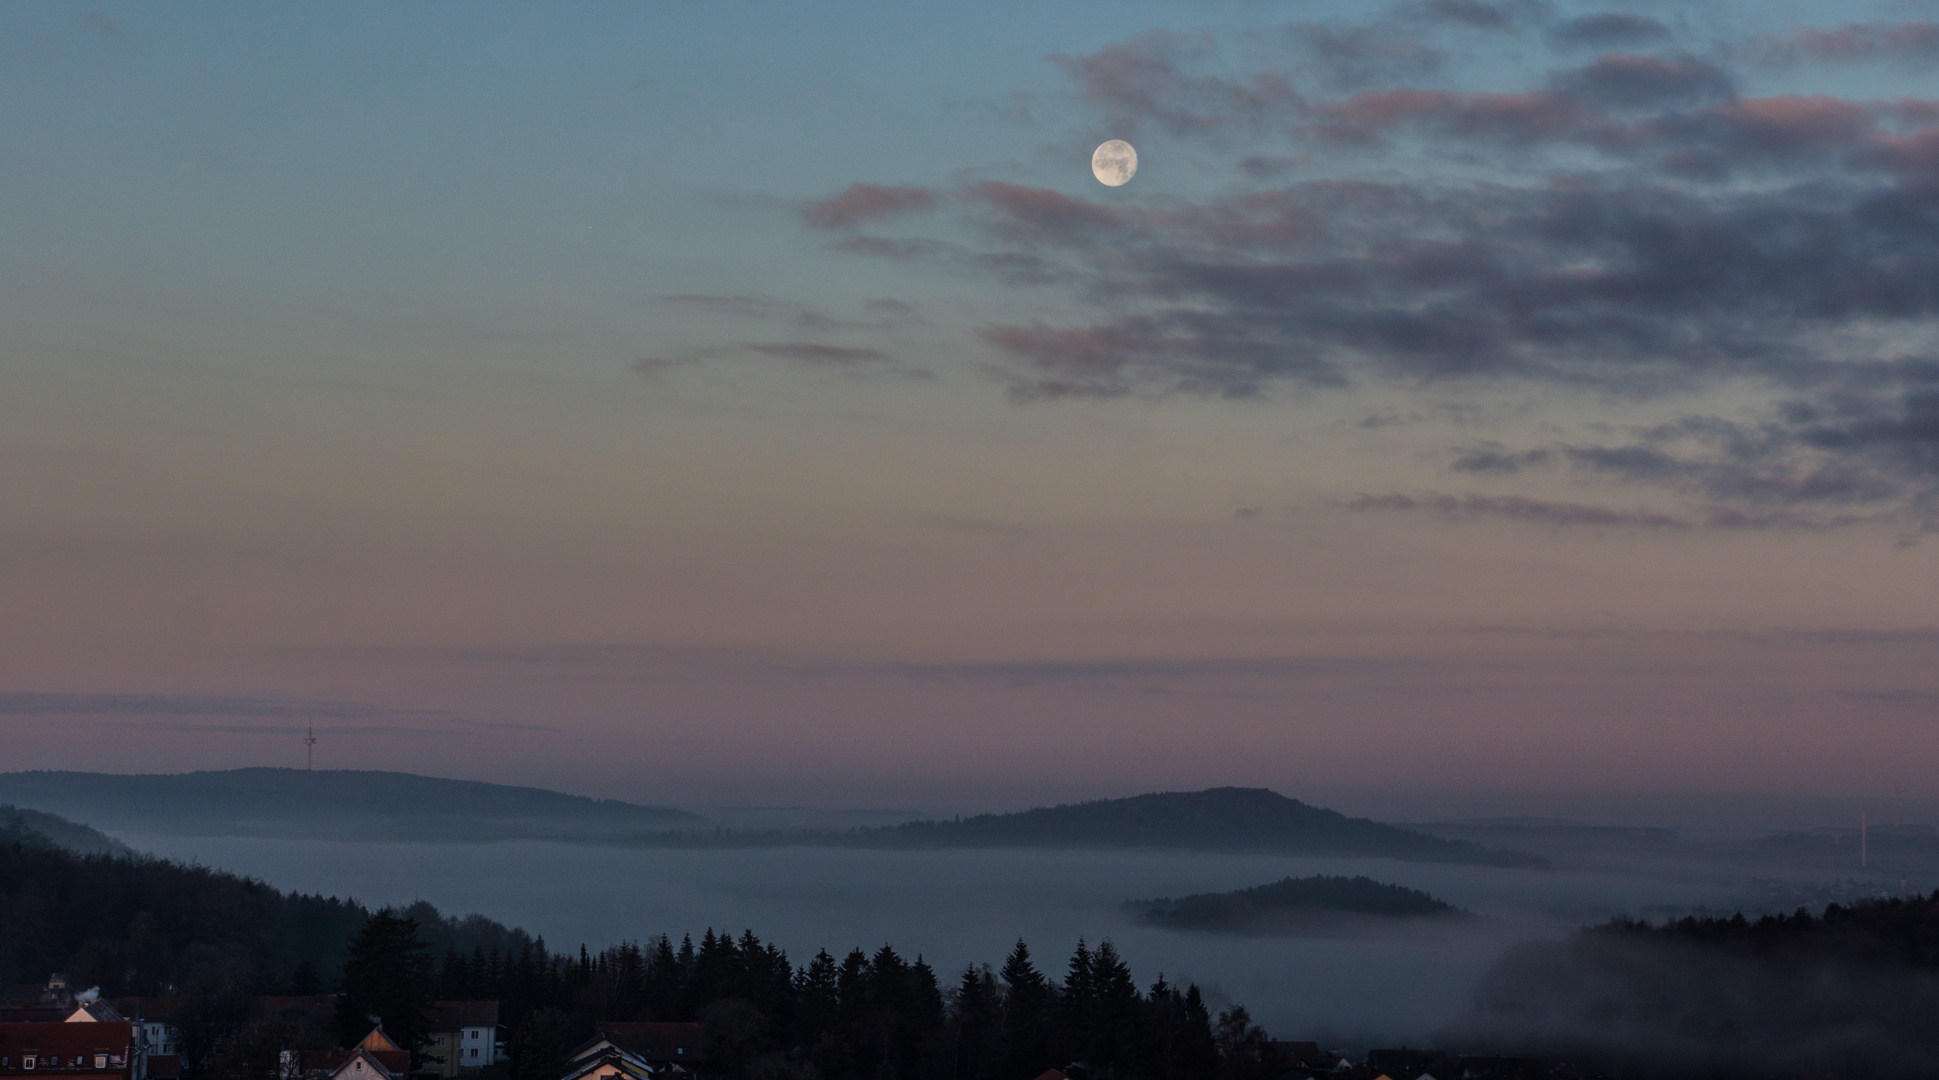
1446, 901, 1939, 1078
104, 828, 1905, 1045
1334, 788, 1939, 843
83, 786, 1939, 1049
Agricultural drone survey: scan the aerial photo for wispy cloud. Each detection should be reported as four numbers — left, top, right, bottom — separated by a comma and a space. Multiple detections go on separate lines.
800, 184, 936, 229
0, 692, 401, 719
1350, 492, 1694, 529
1750, 23, 1939, 68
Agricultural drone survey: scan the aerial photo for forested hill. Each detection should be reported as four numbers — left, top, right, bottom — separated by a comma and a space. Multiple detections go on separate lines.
1466, 893, 1939, 1078
1, 803, 131, 856
0, 808, 538, 991
0, 768, 706, 842
848, 788, 1545, 866
1127, 875, 1463, 933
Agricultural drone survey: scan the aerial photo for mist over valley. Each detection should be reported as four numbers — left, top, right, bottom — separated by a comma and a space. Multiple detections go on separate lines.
14, 770, 1932, 1050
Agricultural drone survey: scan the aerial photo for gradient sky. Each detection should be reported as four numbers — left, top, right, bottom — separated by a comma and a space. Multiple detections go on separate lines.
5, 1, 1939, 814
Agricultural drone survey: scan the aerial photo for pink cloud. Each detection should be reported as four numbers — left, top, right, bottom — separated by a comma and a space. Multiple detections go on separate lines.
800, 184, 935, 229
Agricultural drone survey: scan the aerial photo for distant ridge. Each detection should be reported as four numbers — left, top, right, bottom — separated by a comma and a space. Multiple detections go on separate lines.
0, 768, 707, 842
837, 788, 1544, 865
617, 787, 1546, 865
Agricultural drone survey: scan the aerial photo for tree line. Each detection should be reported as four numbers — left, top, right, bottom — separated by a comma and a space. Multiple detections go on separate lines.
3, 832, 1280, 1080
343, 911, 1274, 1080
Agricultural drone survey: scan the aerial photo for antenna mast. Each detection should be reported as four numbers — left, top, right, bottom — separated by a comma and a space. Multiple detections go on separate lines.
304, 725, 318, 771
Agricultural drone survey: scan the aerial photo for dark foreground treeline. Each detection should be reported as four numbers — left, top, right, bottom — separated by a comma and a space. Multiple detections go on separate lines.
1465, 892, 1939, 1079
2, 830, 1278, 1080
0, 838, 542, 994
495, 926, 1269, 1080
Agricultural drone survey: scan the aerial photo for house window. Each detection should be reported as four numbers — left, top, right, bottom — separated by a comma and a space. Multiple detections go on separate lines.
96, 1056, 109, 1069
24, 1056, 36, 1070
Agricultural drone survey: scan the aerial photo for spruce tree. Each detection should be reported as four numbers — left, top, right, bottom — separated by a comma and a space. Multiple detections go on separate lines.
998, 940, 1051, 1079
334, 910, 434, 1057
794, 949, 840, 1046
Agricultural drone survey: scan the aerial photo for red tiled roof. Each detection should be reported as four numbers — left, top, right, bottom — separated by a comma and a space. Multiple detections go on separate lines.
1031, 1071, 1068, 1080
0, 1022, 137, 1075
425, 1002, 499, 1031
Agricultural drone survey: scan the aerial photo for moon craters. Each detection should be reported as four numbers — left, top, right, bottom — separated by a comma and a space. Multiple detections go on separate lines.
1092, 140, 1138, 187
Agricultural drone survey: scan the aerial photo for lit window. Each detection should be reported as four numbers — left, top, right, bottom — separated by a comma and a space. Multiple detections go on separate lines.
96, 1056, 109, 1069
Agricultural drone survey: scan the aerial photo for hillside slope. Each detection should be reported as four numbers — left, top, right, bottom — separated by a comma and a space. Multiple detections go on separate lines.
0, 804, 132, 856
0, 768, 707, 842
1127, 874, 1464, 933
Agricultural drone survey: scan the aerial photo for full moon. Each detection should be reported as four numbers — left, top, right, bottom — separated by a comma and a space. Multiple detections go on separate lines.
1092, 140, 1137, 187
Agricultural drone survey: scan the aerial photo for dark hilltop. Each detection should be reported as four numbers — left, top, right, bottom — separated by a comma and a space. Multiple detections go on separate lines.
0, 768, 707, 843
818, 787, 1546, 866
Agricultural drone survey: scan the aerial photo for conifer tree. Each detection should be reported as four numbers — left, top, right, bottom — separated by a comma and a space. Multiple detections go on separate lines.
334, 910, 434, 1056
288, 960, 322, 997
438, 946, 464, 1000
794, 949, 840, 1046
644, 935, 684, 1021
999, 939, 1051, 1079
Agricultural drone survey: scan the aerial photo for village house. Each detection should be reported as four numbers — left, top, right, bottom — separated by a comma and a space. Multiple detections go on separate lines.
416, 1001, 505, 1077
307, 1027, 411, 1080
0, 1022, 138, 1080
559, 1023, 703, 1080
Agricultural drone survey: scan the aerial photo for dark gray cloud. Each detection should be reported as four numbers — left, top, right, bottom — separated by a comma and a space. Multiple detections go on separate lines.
1287, 22, 1444, 90
747, 342, 894, 366
1548, 53, 1736, 109
1751, 23, 1939, 68
1406, 0, 1543, 33
1053, 31, 1301, 136
1350, 492, 1693, 529
1546, 13, 1672, 50
1450, 446, 1555, 474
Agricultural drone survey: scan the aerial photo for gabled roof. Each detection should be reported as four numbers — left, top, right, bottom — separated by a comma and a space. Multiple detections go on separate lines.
425, 1002, 500, 1031
357, 1028, 405, 1055
557, 1047, 654, 1080
589, 1023, 702, 1063
309, 1032, 408, 1080
321, 1048, 406, 1080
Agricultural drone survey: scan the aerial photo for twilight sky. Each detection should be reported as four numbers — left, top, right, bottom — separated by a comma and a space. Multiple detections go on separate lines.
5, 1, 1939, 814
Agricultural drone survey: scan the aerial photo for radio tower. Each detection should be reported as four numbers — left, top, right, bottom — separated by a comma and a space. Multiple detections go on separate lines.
304, 726, 318, 771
